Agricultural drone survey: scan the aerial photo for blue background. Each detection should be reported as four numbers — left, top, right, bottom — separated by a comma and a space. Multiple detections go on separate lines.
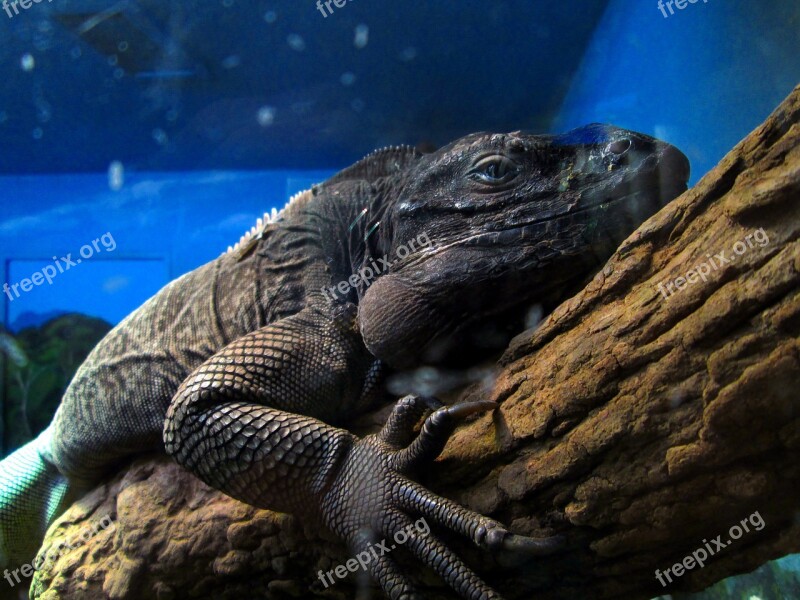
1, 1, 797, 333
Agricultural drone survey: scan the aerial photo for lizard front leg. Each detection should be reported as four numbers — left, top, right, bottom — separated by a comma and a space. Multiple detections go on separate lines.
163, 304, 372, 516
163, 305, 560, 599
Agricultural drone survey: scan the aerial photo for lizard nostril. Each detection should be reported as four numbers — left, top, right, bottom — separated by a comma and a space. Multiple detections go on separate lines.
606, 139, 632, 156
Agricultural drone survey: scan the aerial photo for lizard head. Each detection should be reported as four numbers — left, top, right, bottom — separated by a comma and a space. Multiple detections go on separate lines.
357, 124, 690, 368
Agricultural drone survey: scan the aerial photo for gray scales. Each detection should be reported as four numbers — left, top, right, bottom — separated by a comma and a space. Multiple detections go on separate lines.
0, 125, 689, 600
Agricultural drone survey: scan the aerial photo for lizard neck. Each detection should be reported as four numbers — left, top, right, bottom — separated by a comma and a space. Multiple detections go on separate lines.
311, 181, 391, 306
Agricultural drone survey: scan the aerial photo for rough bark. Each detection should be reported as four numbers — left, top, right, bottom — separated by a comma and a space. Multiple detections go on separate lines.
30, 85, 800, 600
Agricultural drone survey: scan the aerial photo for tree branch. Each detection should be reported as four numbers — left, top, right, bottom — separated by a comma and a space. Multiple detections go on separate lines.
31, 85, 800, 600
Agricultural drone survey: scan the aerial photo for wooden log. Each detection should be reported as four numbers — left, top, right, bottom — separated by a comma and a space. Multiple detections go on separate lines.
30, 85, 800, 600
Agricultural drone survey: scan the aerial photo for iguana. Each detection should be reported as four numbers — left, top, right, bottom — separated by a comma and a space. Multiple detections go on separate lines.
0, 124, 689, 600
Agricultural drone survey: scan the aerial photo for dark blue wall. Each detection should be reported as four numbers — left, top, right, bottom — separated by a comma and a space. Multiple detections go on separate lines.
0, 0, 610, 173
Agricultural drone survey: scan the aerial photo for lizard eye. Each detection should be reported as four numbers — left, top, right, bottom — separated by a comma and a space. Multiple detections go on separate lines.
469, 155, 520, 184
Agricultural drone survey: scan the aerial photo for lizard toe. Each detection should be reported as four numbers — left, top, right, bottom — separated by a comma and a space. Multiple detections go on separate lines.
393, 400, 497, 472
377, 509, 503, 600
351, 532, 423, 600
394, 479, 564, 557
377, 395, 442, 450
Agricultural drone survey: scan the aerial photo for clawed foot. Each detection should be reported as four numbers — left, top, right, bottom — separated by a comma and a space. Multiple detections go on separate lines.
319, 395, 564, 600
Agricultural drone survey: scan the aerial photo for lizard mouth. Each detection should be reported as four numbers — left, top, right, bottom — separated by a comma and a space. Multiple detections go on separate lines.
460, 180, 687, 248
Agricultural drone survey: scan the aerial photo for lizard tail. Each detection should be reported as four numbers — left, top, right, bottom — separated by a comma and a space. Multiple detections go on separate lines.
0, 426, 74, 571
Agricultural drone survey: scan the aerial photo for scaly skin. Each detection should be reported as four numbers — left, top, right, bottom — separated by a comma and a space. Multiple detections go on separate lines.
0, 124, 689, 599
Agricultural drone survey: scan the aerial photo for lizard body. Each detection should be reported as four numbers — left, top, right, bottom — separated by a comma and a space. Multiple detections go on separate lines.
0, 125, 689, 599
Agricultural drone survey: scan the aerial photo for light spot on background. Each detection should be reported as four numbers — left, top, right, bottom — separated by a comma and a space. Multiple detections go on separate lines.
257, 106, 276, 127
20, 53, 35, 71
102, 276, 130, 294
354, 24, 369, 48
287, 34, 305, 52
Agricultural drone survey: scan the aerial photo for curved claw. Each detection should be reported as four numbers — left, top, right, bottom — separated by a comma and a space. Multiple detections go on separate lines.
501, 533, 566, 555
444, 400, 497, 420
477, 526, 565, 555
